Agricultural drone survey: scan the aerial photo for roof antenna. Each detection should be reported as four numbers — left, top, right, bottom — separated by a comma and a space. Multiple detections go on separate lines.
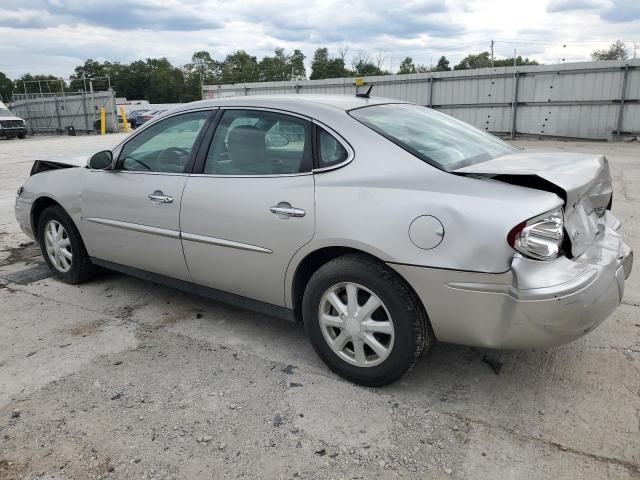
356, 84, 373, 98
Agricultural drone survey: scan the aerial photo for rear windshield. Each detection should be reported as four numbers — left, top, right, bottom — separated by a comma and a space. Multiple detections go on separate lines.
349, 103, 516, 171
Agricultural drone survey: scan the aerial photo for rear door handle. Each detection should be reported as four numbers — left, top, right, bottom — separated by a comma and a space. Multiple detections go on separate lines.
270, 205, 305, 218
148, 190, 174, 203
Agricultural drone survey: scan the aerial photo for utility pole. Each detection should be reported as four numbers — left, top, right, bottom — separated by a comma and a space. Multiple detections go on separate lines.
490, 39, 495, 68
514, 48, 517, 67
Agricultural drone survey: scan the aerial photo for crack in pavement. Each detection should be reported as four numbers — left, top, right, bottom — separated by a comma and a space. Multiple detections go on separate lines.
442, 411, 640, 474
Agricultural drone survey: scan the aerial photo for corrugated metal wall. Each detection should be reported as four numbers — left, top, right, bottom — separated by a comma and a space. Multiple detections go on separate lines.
203, 60, 640, 140
10, 91, 118, 134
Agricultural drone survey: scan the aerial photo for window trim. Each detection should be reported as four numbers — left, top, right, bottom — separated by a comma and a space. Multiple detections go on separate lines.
192, 107, 315, 177
311, 121, 354, 173
114, 108, 218, 175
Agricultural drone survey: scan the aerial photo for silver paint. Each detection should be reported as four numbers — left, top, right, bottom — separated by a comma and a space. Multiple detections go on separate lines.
15, 95, 632, 350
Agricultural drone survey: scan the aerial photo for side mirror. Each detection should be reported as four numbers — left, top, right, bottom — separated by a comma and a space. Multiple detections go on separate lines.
88, 150, 113, 170
265, 133, 289, 148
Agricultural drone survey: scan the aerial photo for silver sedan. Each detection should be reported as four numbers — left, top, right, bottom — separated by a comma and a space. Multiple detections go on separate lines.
15, 95, 633, 386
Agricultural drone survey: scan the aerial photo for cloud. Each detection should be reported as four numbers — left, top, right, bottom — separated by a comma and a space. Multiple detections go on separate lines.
1, 0, 639, 80
546, 0, 607, 12
0, 1, 222, 31
600, 0, 640, 22
0, 9, 54, 29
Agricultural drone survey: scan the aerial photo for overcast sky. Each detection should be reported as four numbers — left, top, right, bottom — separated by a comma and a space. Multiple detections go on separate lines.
1, 0, 638, 80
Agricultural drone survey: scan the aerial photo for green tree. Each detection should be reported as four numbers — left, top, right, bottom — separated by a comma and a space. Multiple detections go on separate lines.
493, 56, 539, 67
290, 49, 306, 80
310, 48, 348, 79
398, 57, 417, 74
15, 74, 65, 94
258, 48, 290, 81
453, 52, 492, 70
258, 48, 307, 82
0, 72, 13, 102
352, 60, 383, 76
591, 40, 628, 61
221, 50, 259, 84
184, 51, 222, 84
432, 56, 451, 71
146, 58, 187, 103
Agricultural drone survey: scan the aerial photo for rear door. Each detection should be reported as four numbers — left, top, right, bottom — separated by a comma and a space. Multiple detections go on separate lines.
82, 110, 212, 280
180, 108, 315, 306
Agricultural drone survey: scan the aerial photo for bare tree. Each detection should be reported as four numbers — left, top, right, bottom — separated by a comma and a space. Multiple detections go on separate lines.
591, 40, 628, 61
337, 45, 350, 63
375, 51, 385, 70
351, 50, 371, 71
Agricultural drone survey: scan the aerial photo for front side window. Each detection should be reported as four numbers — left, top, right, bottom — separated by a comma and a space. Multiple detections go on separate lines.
204, 110, 311, 175
118, 111, 209, 173
349, 103, 516, 171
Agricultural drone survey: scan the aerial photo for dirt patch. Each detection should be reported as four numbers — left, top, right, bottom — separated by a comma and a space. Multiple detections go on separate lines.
68, 319, 105, 337
0, 459, 26, 480
0, 242, 41, 267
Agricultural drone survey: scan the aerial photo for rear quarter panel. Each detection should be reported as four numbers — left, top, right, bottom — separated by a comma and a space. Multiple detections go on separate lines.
285, 117, 563, 307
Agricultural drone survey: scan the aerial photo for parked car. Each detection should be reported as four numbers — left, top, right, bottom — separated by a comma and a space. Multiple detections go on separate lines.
125, 109, 151, 129
15, 95, 632, 386
132, 109, 166, 128
0, 100, 27, 139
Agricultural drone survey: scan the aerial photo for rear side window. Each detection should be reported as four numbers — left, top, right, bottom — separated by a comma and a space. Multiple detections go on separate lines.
317, 128, 348, 167
204, 109, 312, 175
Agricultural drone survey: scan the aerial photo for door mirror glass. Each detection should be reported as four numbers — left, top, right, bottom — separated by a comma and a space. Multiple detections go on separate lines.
88, 150, 113, 170
265, 132, 289, 148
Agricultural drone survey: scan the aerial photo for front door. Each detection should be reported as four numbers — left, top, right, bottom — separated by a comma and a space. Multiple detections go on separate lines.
81, 110, 211, 280
180, 109, 315, 306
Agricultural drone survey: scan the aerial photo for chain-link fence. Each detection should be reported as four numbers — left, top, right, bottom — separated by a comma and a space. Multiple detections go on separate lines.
9, 90, 118, 135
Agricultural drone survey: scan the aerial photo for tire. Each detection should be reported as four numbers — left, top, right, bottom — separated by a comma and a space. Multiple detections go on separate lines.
37, 205, 96, 284
302, 253, 432, 386
17, 133, 26, 139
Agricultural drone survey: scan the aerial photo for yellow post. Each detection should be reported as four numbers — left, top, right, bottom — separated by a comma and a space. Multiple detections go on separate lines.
100, 107, 106, 135
120, 107, 129, 133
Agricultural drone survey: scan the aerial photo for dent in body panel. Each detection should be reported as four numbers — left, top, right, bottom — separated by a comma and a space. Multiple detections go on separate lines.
19, 167, 88, 236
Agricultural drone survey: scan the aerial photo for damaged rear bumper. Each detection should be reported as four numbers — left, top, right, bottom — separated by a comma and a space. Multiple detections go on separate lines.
390, 212, 632, 349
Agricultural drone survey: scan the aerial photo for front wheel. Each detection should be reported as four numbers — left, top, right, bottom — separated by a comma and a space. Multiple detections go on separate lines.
37, 205, 96, 284
302, 254, 432, 386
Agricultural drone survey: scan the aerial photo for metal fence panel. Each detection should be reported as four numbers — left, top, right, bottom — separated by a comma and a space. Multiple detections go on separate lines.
204, 59, 640, 140
10, 90, 118, 134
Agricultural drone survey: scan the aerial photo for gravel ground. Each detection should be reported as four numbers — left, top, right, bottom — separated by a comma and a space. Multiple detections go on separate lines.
0, 133, 638, 480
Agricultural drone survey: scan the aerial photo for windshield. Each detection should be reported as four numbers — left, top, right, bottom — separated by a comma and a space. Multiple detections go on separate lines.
349, 103, 517, 171
0, 100, 11, 117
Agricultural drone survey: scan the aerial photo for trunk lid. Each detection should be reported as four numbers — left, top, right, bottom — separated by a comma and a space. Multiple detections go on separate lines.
455, 152, 613, 257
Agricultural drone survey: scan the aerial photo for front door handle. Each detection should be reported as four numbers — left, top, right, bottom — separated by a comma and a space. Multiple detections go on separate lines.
270, 204, 305, 218
148, 190, 174, 203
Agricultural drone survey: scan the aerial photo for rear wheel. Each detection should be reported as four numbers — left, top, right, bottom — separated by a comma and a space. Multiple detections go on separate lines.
37, 205, 96, 284
302, 254, 432, 386
17, 133, 26, 139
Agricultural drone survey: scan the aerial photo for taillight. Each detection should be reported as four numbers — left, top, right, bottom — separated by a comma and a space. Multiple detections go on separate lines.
507, 207, 564, 260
